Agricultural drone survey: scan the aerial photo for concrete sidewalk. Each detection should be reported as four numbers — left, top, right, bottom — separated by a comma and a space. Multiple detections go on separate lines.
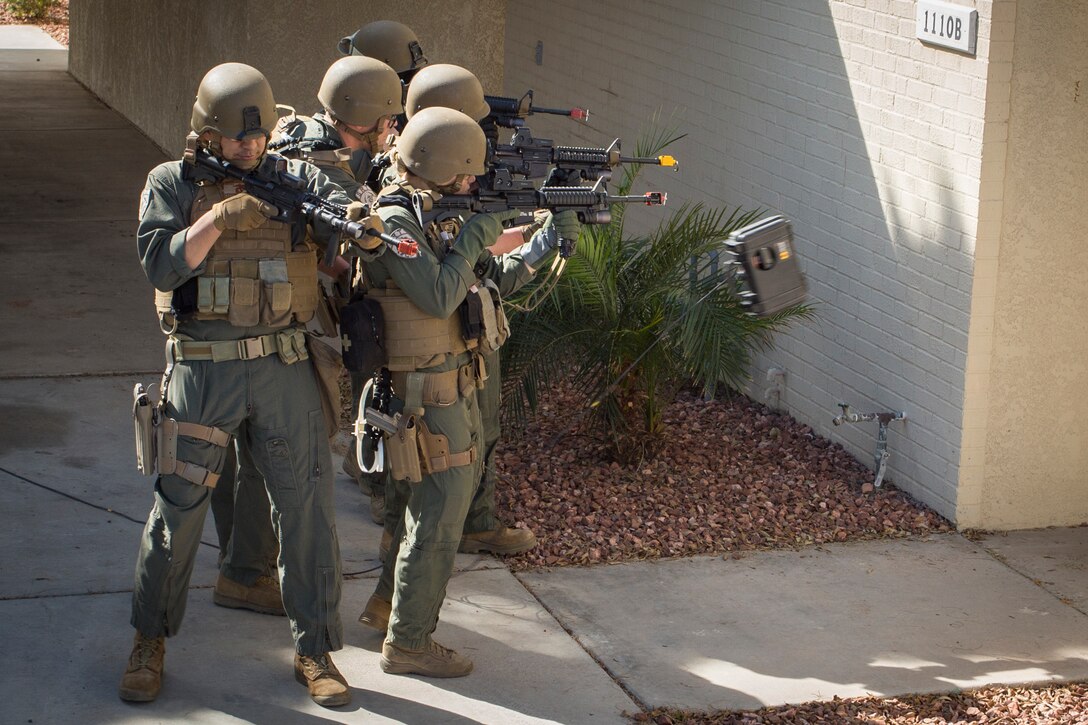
2, 28, 1087, 723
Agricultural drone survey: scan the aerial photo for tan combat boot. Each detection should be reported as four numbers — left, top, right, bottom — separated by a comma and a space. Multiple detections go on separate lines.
213, 573, 286, 616
358, 593, 392, 632
459, 525, 538, 555
118, 632, 165, 702
380, 638, 473, 678
294, 652, 351, 707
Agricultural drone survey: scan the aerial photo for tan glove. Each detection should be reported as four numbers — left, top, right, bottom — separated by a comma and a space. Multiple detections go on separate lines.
211, 193, 277, 232
351, 206, 386, 252
345, 201, 367, 221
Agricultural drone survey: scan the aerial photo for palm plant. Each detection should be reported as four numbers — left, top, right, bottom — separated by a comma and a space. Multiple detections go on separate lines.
501, 127, 810, 459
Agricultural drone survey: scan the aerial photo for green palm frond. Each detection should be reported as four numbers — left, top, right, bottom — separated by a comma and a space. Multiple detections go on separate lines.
501, 126, 809, 458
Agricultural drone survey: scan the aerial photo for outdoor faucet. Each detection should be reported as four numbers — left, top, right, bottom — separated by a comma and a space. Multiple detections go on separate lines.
832, 403, 906, 488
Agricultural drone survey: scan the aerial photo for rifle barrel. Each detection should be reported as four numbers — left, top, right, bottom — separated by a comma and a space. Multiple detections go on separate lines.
533, 106, 590, 121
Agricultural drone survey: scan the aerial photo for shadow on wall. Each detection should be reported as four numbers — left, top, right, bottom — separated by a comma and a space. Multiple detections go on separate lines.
501, 0, 980, 518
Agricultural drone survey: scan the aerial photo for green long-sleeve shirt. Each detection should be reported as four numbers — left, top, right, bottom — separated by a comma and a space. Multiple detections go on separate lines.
137, 156, 349, 341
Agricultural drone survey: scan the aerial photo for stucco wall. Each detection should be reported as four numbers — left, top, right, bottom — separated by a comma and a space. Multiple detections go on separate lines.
505, 0, 994, 522
69, 1, 505, 156
961, 0, 1088, 528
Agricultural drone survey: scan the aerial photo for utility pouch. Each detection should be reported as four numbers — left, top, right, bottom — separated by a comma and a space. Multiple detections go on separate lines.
384, 412, 422, 483
132, 383, 157, 475
306, 334, 344, 439
477, 279, 509, 354
460, 280, 509, 354
275, 327, 310, 365
340, 294, 387, 376
459, 286, 486, 342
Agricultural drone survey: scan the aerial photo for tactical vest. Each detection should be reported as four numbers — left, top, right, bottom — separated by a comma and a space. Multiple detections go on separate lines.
363, 184, 479, 370
154, 178, 318, 327
368, 283, 476, 371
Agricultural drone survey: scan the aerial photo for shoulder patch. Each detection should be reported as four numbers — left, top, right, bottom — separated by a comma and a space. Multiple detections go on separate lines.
355, 185, 377, 207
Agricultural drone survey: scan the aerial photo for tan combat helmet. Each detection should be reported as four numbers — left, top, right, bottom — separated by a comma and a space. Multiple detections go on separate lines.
405, 64, 490, 122
397, 107, 486, 182
337, 20, 428, 78
190, 62, 277, 140
318, 56, 404, 127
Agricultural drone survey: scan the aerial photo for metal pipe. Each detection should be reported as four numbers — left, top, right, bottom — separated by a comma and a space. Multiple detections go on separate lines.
832, 403, 906, 488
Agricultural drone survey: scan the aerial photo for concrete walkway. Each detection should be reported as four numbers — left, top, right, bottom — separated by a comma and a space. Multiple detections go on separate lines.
2, 28, 1087, 723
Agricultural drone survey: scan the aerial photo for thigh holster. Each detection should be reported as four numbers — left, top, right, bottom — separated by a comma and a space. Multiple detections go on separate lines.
132, 382, 231, 488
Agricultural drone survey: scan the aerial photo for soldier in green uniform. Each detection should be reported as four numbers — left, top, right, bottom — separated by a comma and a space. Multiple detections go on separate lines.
210, 55, 402, 617
365, 65, 558, 584
338, 19, 429, 85
355, 107, 578, 676
214, 55, 401, 542
273, 55, 401, 206
120, 63, 359, 707
330, 21, 427, 520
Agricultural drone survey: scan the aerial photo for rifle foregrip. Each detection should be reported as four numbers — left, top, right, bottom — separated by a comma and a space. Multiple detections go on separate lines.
536, 186, 605, 207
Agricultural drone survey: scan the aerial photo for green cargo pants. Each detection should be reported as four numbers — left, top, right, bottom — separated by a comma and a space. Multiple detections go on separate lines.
379, 351, 483, 650
378, 347, 501, 562
461, 348, 501, 534
210, 425, 279, 584
130, 342, 343, 656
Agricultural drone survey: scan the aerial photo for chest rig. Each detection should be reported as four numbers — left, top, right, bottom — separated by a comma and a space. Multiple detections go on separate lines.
360, 184, 509, 372
154, 178, 318, 328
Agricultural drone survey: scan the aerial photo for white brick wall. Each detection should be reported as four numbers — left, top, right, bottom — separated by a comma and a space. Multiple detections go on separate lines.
504, 0, 996, 520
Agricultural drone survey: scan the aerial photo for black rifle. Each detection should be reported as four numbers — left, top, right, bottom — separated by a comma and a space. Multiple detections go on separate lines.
482, 90, 588, 131
182, 135, 407, 266
488, 126, 678, 190
431, 178, 666, 258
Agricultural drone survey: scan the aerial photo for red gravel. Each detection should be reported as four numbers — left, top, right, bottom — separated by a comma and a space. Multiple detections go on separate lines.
489, 383, 952, 571
637, 680, 1088, 724
487, 385, 1088, 722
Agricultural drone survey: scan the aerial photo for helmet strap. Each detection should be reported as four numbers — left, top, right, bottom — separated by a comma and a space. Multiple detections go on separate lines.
333, 117, 382, 154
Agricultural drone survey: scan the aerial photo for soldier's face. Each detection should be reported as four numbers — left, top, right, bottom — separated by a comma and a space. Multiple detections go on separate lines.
343, 115, 397, 153
219, 134, 267, 170
436, 174, 475, 195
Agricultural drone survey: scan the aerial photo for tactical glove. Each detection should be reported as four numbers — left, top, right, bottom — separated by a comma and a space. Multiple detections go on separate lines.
355, 214, 386, 252
345, 201, 367, 221
450, 210, 518, 263
551, 209, 582, 241
518, 210, 583, 268
211, 193, 277, 232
